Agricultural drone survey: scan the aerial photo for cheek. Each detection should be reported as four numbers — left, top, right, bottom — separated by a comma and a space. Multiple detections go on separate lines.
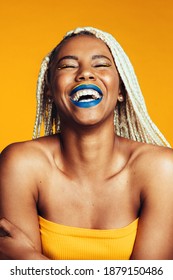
51, 74, 69, 96
104, 72, 120, 93
50, 74, 72, 112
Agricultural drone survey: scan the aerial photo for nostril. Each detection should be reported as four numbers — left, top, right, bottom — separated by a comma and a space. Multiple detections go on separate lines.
78, 76, 85, 80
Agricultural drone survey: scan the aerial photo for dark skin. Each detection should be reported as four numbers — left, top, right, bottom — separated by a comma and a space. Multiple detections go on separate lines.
0, 35, 173, 260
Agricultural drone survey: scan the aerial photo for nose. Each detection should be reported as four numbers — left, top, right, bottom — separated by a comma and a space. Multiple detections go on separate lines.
75, 65, 96, 82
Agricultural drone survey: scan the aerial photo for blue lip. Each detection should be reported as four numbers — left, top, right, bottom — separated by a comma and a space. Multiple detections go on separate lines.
70, 84, 103, 108
71, 99, 102, 108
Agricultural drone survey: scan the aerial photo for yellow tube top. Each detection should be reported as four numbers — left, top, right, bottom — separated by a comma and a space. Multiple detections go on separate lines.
39, 216, 138, 260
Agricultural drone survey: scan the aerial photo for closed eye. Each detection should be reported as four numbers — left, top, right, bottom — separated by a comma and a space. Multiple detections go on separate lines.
94, 63, 111, 68
57, 64, 77, 69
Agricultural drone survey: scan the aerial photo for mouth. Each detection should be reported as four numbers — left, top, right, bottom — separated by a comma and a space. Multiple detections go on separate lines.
70, 84, 103, 108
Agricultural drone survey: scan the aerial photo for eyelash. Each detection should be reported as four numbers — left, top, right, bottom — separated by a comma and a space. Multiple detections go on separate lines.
94, 64, 111, 68
57, 63, 111, 70
57, 64, 76, 69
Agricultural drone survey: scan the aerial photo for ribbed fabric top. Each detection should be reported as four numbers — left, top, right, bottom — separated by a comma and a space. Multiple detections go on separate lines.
39, 216, 138, 260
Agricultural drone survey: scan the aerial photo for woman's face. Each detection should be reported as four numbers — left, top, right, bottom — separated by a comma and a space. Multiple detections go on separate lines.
49, 35, 121, 128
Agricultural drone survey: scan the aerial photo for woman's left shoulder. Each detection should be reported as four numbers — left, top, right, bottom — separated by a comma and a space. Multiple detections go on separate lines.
132, 142, 173, 192
129, 139, 172, 163
138, 143, 173, 169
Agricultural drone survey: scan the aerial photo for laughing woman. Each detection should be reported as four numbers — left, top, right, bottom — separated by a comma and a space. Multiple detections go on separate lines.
0, 27, 173, 260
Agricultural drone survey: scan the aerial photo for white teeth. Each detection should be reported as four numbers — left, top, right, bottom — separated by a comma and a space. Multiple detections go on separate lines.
71, 89, 101, 102
78, 99, 94, 103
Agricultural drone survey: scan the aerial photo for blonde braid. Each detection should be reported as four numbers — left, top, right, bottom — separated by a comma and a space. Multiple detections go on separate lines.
33, 56, 50, 138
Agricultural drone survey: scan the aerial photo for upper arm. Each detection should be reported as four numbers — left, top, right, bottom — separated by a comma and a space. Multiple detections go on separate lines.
0, 143, 41, 252
131, 148, 173, 259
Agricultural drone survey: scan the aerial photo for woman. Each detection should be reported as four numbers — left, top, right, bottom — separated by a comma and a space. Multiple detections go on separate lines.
0, 27, 173, 260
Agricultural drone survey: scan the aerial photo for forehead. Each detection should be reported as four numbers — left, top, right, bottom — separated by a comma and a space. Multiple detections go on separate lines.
55, 35, 113, 59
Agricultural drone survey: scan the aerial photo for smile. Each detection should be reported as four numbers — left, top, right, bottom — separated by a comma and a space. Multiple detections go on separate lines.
70, 84, 103, 108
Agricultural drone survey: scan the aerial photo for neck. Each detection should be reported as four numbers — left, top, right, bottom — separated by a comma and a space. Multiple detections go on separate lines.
59, 121, 120, 181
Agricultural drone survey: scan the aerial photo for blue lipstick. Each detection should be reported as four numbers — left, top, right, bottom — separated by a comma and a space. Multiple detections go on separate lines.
70, 84, 103, 108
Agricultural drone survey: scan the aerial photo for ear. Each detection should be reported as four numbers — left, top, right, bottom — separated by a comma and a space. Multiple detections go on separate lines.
45, 83, 53, 102
118, 78, 126, 102
117, 88, 124, 102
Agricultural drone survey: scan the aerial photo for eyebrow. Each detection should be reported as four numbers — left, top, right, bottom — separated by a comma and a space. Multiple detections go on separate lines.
57, 54, 112, 64
91, 55, 112, 62
57, 55, 78, 64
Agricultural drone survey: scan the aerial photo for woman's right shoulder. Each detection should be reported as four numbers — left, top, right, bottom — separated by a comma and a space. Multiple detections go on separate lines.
1, 140, 42, 162
0, 135, 59, 171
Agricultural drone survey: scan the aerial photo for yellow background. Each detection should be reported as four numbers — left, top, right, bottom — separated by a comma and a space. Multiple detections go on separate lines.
1, 0, 173, 151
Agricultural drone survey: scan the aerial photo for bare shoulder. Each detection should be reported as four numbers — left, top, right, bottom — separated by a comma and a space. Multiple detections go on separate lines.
131, 141, 173, 175
129, 140, 173, 196
0, 134, 60, 185
0, 135, 59, 167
